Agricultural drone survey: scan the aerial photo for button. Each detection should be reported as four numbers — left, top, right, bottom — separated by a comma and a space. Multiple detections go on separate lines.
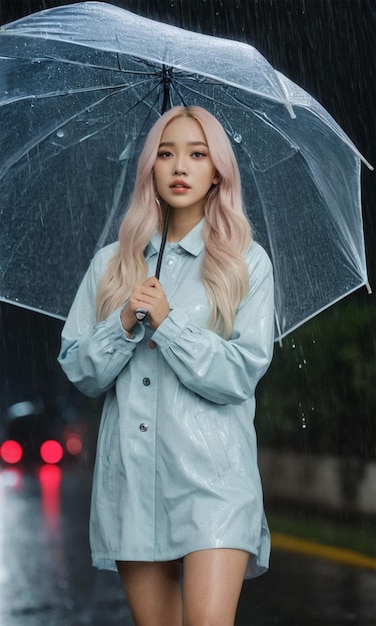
143, 377, 151, 386
177, 247, 183, 254
167, 258, 174, 266
139, 423, 148, 432
148, 340, 156, 349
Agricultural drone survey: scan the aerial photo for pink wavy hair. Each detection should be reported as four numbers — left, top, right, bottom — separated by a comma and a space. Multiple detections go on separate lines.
96, 105, 252, 338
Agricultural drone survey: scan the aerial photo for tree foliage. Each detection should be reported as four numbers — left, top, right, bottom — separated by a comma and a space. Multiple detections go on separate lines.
256, 295, 376, 459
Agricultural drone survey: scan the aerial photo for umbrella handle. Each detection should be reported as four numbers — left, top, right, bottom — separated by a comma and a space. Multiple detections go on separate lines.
135, 308, 148, 321
134, 205, 171, 324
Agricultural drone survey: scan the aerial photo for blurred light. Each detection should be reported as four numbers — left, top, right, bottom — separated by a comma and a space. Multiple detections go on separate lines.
39, 463, 62, 487
62, 405, 78, 422
0, 440, 23, 464
65, 433, 83, 456
40, 440, 63, 464
7, 399, 43, 419
0, 468, 23, 491
39, 464, 62, 534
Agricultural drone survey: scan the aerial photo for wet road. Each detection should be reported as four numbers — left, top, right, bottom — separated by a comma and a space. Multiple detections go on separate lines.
0, 466, 375, 626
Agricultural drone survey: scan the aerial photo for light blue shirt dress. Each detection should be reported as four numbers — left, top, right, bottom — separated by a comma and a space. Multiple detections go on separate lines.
58, 218, 275, 579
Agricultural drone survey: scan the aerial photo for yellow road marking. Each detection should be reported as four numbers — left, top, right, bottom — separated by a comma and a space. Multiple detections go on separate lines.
271, 532, 376, 571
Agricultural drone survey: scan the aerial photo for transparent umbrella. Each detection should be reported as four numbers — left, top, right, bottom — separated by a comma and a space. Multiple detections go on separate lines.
0, 1, 372, 341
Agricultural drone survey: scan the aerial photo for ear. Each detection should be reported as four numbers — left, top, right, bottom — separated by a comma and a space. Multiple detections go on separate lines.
212, 171, 220, 185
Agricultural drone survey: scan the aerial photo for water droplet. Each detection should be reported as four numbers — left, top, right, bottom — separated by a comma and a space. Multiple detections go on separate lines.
56, 129, 64, 138
233, 133, 242, 143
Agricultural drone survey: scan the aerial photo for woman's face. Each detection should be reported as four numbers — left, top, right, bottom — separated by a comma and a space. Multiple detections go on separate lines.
153, 116, 219, 218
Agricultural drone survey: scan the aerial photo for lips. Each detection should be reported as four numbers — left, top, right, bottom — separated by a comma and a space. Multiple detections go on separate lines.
170, 180, 190, 189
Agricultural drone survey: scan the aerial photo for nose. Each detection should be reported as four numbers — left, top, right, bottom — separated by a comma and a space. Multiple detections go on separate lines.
174, 167, 187, 175
173, 154, 187, 176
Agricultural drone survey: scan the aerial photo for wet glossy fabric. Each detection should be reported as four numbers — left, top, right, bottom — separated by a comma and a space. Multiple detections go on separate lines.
58, 220, 275, 579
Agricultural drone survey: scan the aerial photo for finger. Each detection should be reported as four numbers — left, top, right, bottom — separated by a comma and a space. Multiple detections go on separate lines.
135, 289, 159, 305
143, 276, 162, 289
130, 284, 155, 304
131, 295, 160, 318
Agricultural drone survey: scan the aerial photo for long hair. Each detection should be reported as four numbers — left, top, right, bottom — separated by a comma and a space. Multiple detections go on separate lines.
96, 106, 252, 339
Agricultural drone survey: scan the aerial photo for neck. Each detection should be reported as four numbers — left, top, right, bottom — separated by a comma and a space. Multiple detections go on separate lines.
166, 208, 204, 242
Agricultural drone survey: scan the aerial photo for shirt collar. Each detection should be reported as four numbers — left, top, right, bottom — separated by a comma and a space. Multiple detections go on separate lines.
145, 217, 205, 260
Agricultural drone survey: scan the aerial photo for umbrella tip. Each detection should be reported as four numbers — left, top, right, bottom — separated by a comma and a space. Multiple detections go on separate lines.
362, 157, 374, 171
286, 102, 296, 119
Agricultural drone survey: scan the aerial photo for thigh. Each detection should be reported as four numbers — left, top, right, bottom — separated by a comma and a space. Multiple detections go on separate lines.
116, 560, 182, 626
182, 549, 249, 626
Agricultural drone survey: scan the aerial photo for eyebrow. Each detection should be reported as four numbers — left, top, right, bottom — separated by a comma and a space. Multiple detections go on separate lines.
158, 141, 208, 148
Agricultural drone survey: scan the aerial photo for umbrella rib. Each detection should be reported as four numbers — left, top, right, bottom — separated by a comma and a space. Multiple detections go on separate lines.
95, 78, 171, 250
1, 76, 158, 107
168, 82, 190, 108
95, 79, 169, 253
276, 281, 370, 344
94, 92, 162, 252
56, 79, 163, 144
0, 81, 162, 177
167, 68, 295, 111
171, 80, 246, 116
1, 49, 161, 76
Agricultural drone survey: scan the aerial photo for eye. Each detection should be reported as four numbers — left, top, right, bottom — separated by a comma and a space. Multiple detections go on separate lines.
192, 151, 207, 158
158, 151, 173, 158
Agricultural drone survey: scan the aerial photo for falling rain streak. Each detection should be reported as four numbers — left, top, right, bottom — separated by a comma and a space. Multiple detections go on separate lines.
284, 336, 315, 431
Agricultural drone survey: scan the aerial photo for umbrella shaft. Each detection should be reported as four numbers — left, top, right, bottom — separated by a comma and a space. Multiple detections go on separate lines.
135, 205, 171, 322
155, 204, 171, 280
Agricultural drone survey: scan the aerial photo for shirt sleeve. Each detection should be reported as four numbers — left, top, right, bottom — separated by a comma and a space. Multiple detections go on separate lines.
151, 242, 275, 405
58, 246, 145, 397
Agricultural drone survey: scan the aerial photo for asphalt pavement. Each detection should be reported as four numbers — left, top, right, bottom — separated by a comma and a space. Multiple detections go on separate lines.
0, 466, 374, 626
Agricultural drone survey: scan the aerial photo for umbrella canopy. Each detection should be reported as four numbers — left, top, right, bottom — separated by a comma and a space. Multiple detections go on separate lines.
0, 2, 371, 341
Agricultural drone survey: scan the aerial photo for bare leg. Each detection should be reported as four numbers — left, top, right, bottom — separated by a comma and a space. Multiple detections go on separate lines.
116, 560, 182, 626
182, 549, 249, 626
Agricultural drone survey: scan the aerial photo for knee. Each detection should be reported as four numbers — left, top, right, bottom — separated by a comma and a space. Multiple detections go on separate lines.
183, 612, 230, 626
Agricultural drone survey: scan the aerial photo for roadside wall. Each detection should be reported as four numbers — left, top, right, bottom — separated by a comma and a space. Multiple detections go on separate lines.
258, 448, 376, 515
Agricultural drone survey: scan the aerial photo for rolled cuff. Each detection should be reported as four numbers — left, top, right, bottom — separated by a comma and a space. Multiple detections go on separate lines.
105, 305, 145, 350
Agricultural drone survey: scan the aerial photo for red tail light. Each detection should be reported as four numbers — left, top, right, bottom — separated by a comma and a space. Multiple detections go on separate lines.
0, 440, 23, 464
65, 432, 83, 456
40, 440, 64, 464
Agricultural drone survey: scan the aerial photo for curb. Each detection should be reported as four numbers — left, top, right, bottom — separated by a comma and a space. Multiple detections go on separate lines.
271, 532, 376, 571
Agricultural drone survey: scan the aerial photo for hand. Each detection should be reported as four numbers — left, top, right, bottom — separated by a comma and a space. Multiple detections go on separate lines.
127, 277, 170, 330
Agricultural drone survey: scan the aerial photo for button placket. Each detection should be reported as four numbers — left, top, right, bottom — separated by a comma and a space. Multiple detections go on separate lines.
164, 246, 183, 285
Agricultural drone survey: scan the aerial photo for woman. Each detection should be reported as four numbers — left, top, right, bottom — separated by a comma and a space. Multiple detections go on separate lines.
58, 105, 275, 626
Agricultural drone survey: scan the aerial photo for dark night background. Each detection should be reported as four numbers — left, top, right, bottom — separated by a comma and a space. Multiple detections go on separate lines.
0, 0, 375, 461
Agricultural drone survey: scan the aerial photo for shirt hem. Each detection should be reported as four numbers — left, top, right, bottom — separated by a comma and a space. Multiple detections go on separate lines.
91, 543, 269, 580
